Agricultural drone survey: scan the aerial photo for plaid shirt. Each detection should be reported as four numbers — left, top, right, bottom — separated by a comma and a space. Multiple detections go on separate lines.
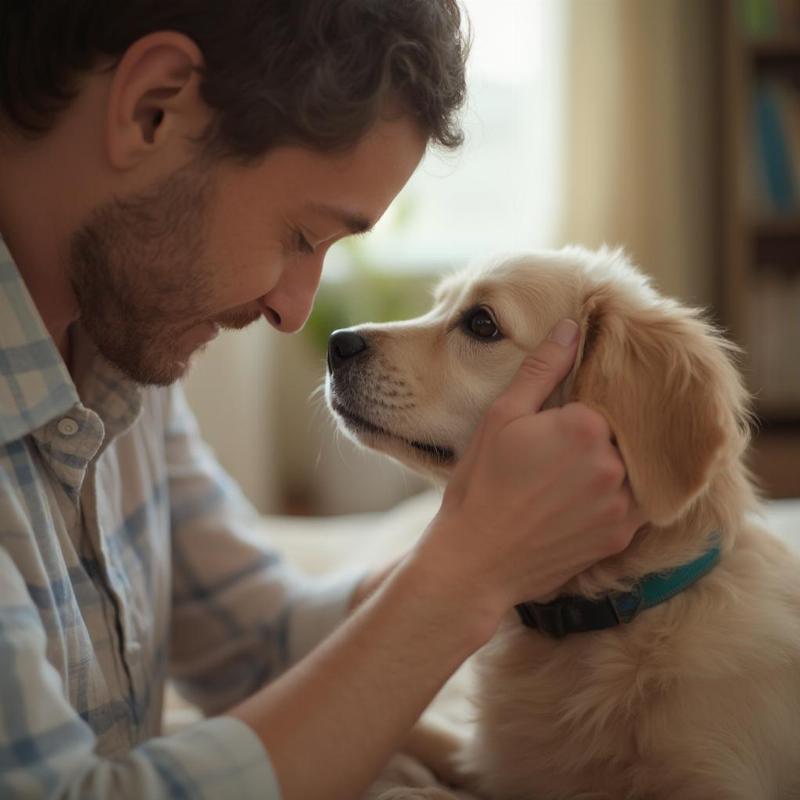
0, 240, 360, 798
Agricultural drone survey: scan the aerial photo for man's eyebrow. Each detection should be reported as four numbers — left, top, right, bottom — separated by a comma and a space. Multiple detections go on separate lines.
306, 202, 374, 235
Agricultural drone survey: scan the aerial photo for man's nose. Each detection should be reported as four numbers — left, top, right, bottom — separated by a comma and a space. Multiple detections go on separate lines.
327, 329, 368, 371
262, 255, 325, 333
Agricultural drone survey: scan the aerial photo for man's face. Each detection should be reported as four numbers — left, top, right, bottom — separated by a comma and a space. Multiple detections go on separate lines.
69, 115, 426, 385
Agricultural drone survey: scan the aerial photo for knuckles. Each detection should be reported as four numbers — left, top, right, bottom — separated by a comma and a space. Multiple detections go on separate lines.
559, 403, 611, 446
516, 353, 560, 384
602, 523, 637, 557
602, 495, 631, 526
590, 456, 626, 492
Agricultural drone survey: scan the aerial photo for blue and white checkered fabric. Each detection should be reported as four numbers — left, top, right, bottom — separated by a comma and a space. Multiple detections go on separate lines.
0, 239, 359, 797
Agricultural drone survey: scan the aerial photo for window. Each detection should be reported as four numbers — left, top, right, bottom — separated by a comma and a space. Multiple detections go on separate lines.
326, 0, 569, 277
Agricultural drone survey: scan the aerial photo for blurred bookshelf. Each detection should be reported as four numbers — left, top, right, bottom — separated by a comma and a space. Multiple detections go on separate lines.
722, 0, 800, 498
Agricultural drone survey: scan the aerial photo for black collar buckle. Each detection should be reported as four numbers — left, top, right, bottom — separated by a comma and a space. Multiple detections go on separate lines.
515, 587, 643, 639
514, 537, 722, 639
515, 598, 570, 639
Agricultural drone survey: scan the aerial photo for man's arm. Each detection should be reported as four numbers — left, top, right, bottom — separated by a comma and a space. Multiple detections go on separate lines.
164, 385, 367, 716
0, 546, 281, 799
229, 547, 490, 800
228, 320, 644, 800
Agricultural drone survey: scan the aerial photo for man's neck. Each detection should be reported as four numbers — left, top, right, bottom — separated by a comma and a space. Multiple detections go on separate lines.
0, 227, 77, 370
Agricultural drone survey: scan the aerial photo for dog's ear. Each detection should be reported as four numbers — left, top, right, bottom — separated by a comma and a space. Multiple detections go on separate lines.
568, 289, 739, 526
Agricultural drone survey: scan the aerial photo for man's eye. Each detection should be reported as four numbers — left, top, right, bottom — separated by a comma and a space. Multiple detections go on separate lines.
462, 307, 502, 340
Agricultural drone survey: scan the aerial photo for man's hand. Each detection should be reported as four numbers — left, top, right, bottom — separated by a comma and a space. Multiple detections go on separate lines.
414, 318, 645, 630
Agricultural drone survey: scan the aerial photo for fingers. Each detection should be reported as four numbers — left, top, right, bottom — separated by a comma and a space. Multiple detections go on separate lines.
485, 319, 580, 428
531, 501, 645, 601
590, 492, 646, 563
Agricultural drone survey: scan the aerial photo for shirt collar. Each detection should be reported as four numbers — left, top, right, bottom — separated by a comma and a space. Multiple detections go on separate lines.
0, 239, 80, 446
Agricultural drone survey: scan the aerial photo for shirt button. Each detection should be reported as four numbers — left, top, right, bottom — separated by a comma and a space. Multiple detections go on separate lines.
57, 417, 80, 437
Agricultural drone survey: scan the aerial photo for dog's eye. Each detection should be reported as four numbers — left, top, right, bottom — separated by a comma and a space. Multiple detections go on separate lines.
463, 307, 501, 340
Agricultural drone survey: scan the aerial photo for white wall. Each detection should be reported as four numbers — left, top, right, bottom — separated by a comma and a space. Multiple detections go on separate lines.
182, 322, 281, 514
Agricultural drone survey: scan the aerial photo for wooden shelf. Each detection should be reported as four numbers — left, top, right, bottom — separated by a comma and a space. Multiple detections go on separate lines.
723, 4, 800, 499
751, 217, 800, 266
748, 35, 800, 59
752, 215, 800, 236
749, 428, 800, 499
756, 414, 800, 431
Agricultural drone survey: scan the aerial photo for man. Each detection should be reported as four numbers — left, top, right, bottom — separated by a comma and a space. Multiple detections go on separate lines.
0, 2, 643, 798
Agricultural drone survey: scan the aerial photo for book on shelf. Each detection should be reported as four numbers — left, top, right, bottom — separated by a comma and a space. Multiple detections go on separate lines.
750, 77, 800, 216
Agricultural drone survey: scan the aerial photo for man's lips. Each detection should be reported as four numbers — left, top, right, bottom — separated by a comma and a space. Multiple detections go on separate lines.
182, 320, 220, 347
331, 401, 455, 464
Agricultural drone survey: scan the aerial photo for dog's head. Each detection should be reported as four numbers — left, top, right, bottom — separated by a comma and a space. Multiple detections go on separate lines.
326, 246, 751, 527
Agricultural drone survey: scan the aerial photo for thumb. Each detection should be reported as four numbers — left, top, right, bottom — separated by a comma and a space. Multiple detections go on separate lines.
491, 318, 580, 423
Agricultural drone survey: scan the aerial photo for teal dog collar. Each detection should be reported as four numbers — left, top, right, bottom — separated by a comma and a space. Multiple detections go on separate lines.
515, 538, 722, 639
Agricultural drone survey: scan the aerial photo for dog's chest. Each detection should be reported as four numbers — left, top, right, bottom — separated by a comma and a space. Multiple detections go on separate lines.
461, 567, 800, 800
464, 622, 649, 793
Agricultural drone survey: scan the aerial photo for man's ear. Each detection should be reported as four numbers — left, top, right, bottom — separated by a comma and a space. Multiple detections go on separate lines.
568, 289, 738, 527
105, 31, 208, 170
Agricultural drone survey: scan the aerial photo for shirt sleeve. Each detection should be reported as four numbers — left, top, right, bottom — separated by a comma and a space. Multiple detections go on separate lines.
0, 546, 282, 799
164, 384, 365, 716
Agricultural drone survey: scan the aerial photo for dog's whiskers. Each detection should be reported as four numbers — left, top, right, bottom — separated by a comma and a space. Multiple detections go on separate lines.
307, 380, 327, 404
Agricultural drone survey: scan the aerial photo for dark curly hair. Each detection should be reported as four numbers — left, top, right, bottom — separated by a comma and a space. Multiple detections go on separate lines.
0, 0, 469, 159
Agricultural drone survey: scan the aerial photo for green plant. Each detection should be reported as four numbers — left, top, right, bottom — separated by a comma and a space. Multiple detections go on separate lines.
304, 195, 435, 354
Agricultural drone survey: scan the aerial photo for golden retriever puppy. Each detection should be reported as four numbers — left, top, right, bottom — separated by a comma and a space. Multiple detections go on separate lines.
326, 246, 800, 800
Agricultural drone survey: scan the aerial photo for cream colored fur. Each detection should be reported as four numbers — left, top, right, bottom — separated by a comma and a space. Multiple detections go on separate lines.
328, 246, 800, 800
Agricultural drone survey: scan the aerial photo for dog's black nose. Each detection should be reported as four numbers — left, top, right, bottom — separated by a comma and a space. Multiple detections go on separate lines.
328, 329, 368, 371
